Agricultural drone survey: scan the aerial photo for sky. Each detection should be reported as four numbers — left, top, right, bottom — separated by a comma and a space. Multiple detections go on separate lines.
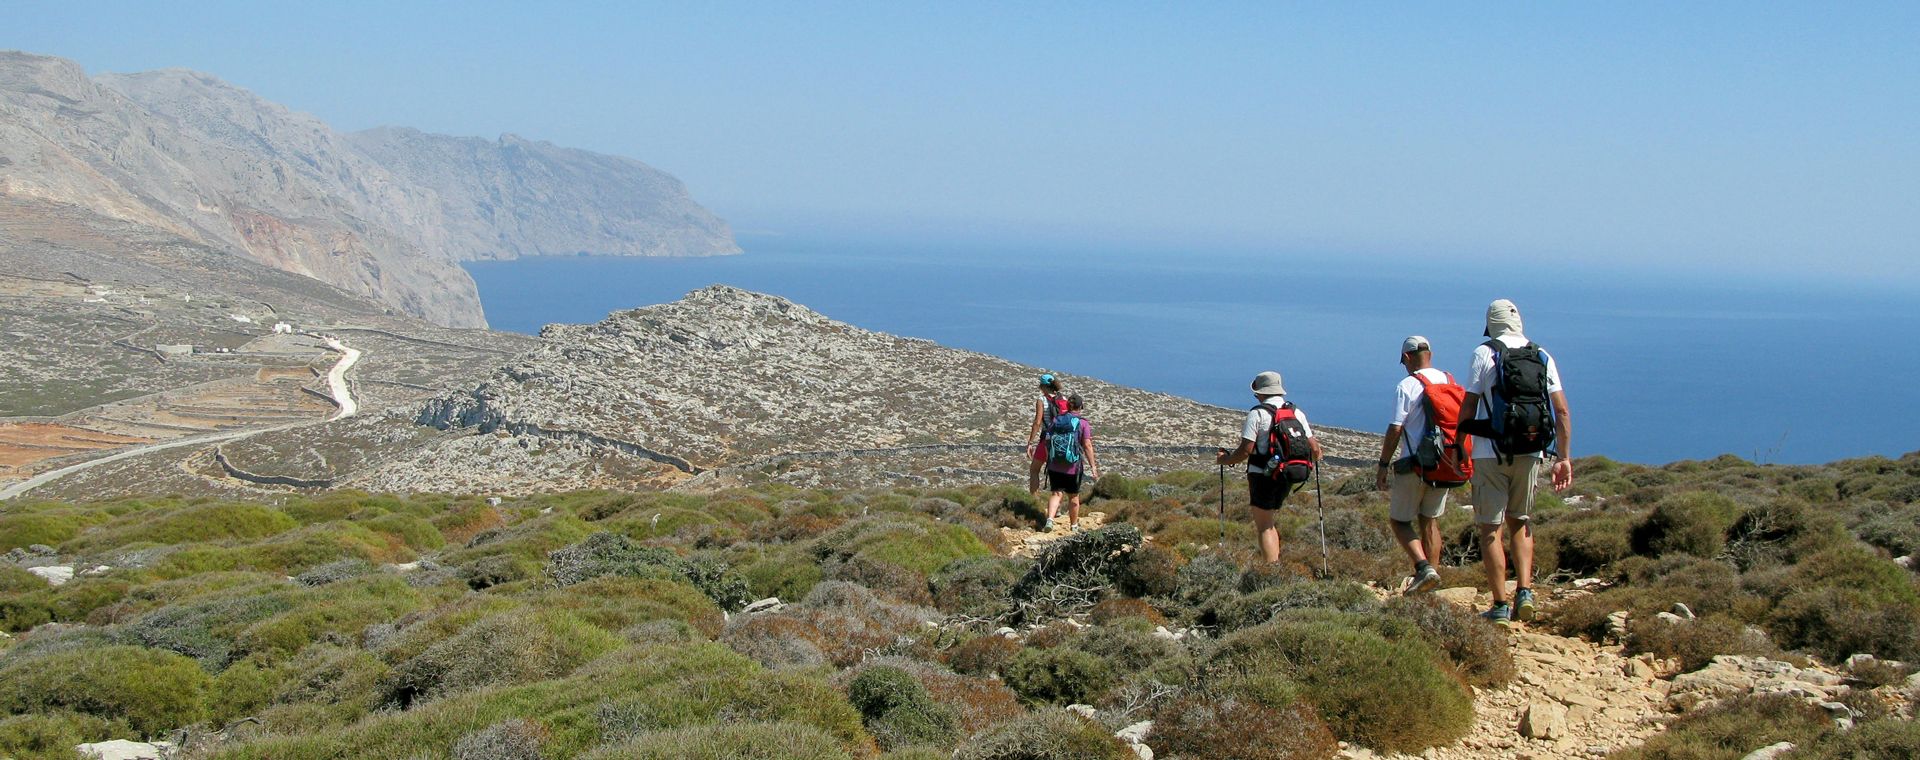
7, 1, 1917, 283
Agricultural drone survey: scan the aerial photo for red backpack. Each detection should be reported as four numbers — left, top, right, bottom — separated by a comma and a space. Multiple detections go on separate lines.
1413, 372, 1475, 488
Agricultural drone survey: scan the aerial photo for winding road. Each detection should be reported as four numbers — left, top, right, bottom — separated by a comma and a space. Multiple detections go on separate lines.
0, 337, 362, 501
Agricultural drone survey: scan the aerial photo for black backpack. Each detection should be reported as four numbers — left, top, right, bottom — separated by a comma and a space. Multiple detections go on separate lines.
1481, 340, 1555, 462
1251, 402, 1315, 484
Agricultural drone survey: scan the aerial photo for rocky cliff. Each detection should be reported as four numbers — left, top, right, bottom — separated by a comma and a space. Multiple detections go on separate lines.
0, 51, 738, 328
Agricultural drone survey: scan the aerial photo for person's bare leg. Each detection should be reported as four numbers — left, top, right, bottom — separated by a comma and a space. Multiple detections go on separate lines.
1069, 494, 1082, 527
1046, 491, 1062, 528
1391, 520, 1427, 566
1479, 523, 1508, 604
1028, 459, 1043, 495
1421, 515, 1444, 566
1252, 507, 1282, 564
1507, 517, 1533, 589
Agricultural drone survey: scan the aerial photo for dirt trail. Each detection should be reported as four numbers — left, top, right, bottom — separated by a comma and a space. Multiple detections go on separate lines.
998, 523, 1676, 758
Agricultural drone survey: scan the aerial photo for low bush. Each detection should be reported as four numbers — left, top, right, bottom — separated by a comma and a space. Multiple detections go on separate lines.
952, 709, 1134, 760
0, 710, 126, 760
1149, 694, 1339, 760
1173, 551, 1243, 605
1073, 624, 1184, 677
1306, 508, 1390, 553
825, 555, 932, 606
0, 512, 87, 551
1210, 621, 1473, 753
381, 609, 622, 706
1205, 580, 1379, 632
1004, 646, 1118, 705
814, 515, 991, 576
946, 634, 1021, 677
125, 587, 298, 668
539, 576, 724, 637
1854, 503, 1920, 556
1091, 474, 1150, 501
1114, 540, 1183, 598
0, 646, 211, 736
1088, 597, 1167, 627
452, 718, 548, 760
719, 614, 830, 669
876, 659, 1025, 735
781, 581, 940, 666
846, 665, 961, 750
1793, 715, 1920, 759
739, 547, 824, 602
1723, 498, 1844, 571
1610, 693, 1831, 760
1626, 614, 1775, 672
1630, 491, 1738, 559
1007, 525, 1144, 622
581, 722, 852, 760
546, 532, 751, 610
930, 555, 1024, 617
1768, 586, 1920, 663
1384, 596, 1515, 688
1539, 513, 1633, 576
237, 576, 426, 660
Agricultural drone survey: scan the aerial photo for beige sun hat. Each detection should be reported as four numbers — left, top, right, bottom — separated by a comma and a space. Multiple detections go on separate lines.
1401, 335, 1430, 353
1251, 371, 1287, 396
1484, 299, 1523, 338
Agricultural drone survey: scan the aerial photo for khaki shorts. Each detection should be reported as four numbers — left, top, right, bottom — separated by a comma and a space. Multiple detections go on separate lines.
1471, 457, 1543, 525
1389, 470, 1448, 523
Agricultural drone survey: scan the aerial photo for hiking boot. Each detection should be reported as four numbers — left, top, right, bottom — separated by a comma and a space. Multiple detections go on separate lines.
1070, 523, 1085, 533
1040, 518, 1054, 533
1481, 602, 1512, 623
1407, 566, 1441, 595
1514, 588, 1537, 622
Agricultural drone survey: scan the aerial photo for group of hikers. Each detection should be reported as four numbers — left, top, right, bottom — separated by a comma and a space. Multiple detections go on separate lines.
1023, 298, 1572, 623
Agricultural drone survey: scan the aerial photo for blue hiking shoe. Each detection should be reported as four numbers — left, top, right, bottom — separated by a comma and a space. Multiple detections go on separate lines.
1481, 602, 1512, 623
1407, 566, 1441, 595
1514, 588, 1538, 622
1040, 518, 1055, 533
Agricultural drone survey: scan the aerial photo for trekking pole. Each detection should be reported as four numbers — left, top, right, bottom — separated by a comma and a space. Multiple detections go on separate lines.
1217, 462, 1227, 549
1313, 463, 1330, 577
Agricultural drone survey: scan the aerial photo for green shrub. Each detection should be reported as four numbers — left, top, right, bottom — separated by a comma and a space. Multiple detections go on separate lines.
209, 659, 285, 725
0, 578, 130, 633
382, 609, 622, 706
1306, 508, 1390, 552
719, 613, 830, 668
1540, 513, 1632, 575
1210, 621, 1472, 753
238, 576, 425, 660
930, 555, 1024, 617
582, 722, 852, 760
1792, 545, 1920, 606
363, 513, 445, 551
0, 646, 210, 736
1114, 540, 1183, 598
541, 576, 725, 637
1794, 715, 1920, 759
1854, 504, 1920, 556
1007, 525, 1144, 621
1088, 597, 1167, 627
1073, 624, 1184, 676
953, 709, 1133, 760
825, 555, 932, 606
0, 710, 124, 760
1724, 498, 1844, 571
125, 587, 299, 668
1091, 475, 1149, 501
862, 658, 1025, 736
1384, 596, 1516, 688
546, 532, 750, 610
1611, 693, 1831, 760
1174, 551, 1243, 605
1626, 614, 1775, 672
1769, 586, 1920, 662
1149, 694, 1339, 760
452, 718, 548, 760
740, 547, 823, 602
947, 635, 1021, 677
1004, 646, 1118, 705
847, 665, 961, 750
1206, 580, 1380, 632
0, 513, 86, 551
814, 515, 991, 576
1630, 491, 1738, 558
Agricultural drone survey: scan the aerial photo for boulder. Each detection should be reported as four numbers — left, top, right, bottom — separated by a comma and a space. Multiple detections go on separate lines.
1518, 701, 1567, 739
1433, 586, 1479, 610
742, 597, 784, 615
1066, 703, 1097, 719
1740, 742, 1795, 760
1671, 602, 1696, 620
27, 565, 74, 586
75, 740, 174, 760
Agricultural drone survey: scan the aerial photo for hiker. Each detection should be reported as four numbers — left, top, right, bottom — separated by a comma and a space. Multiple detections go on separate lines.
1375, 336, 1472, 595
1216, 371, 1322, 564
1025, 373, 1071, 494
1042, 393, 1098, 532
1456, 299, 1573, 623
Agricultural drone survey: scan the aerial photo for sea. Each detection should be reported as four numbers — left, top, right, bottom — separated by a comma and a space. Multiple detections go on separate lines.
465, 236, 1919, 465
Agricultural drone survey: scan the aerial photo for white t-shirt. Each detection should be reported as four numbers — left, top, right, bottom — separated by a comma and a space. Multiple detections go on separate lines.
1391, 367, 1453, 461
1241, 397, 1314, 474
1466, 334, 1564, 461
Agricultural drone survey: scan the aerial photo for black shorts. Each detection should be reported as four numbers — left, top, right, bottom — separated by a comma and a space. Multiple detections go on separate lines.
1247, 473, 1292, 510
1047, 469, 1084, 494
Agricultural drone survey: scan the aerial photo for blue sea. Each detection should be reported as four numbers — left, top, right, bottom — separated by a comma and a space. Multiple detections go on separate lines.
466, 237, 1918, 465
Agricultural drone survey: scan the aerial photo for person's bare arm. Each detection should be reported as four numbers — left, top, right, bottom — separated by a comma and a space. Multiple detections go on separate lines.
1216, 439, 1255, 466
1026, 399, 1044, 449
1310, 436, 1324, 465
1084, 437, 1099, 478
1550, 390, 1573, 491
1456, 392, 1481, 439
1377, 425, 1402, 490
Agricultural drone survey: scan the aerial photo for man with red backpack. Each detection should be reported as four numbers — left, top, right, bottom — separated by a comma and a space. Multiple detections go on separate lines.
1457, 299, 1573, 623
1216, 371, 1322, 564
1375, 336, 1472, 595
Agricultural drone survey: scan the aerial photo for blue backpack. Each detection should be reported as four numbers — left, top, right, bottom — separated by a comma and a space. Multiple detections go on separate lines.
1046, 413, 1083, 467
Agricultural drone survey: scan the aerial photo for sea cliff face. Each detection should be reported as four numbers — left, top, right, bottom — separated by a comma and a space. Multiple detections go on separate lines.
0, 51, 738, 328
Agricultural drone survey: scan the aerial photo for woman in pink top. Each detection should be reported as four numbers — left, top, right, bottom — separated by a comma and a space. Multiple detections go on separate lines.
1025, 373, 1069, 494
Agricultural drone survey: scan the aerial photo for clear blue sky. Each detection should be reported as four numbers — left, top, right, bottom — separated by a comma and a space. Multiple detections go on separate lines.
8, 2, 1917, 282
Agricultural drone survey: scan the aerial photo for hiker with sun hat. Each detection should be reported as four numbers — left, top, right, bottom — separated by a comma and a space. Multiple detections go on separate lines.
1216, 371, 1322, 564
1025, 373, 1071, 496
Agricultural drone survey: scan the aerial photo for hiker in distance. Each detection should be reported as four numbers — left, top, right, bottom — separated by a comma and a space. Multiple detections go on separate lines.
1025, 373, 1071, 495
1041, 394, 1099, 532
1216, 371, 1322, 564
1458, 299, 1573, 623
1375, 336, 1474, 595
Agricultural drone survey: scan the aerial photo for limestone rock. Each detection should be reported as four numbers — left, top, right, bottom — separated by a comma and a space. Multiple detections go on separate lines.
75, 739, 173, 760
1115, 720, 1153, 744
1066, 704, 1097, 719
1519, 701, 1568, 739
1671, 602, 1696, 620
27, 565, 74, 586
1434, 586, 1480, 610
1741, 742, 1796, 760
742, 597, 784, 615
